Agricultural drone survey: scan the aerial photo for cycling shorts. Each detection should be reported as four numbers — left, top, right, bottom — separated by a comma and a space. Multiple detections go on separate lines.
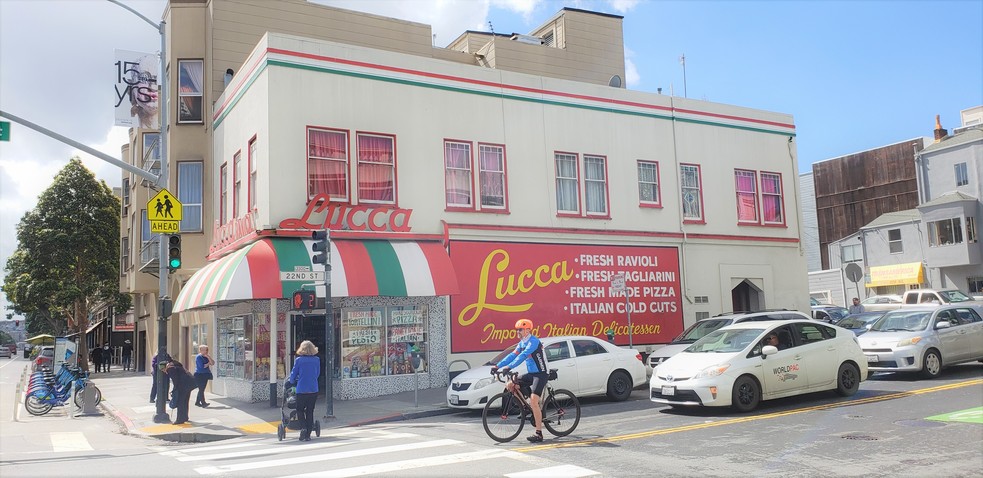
518, 371, 549, 397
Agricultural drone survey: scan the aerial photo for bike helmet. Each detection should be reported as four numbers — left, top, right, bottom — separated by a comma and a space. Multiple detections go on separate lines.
514, 318, 534, 330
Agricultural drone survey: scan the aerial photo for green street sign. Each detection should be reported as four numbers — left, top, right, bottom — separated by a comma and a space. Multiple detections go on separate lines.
0, 121, 10, 141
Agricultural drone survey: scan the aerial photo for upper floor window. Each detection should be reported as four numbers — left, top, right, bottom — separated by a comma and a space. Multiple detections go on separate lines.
841, 243, 862, 263
219, 162, 228, 225
356, 133, 395, 204
760, 172, 785, 224
248, 138, 258, 211
121, 237, 129, 275
478, 144, 507, 209
233, 151, 243, 218
637, 160, 661, 207
735, 169, 758, 223
928, 217, 963, 246
142, 132, 160, 175
888, 228, 903, 253
583, 155, 608, 216
968, 217, 978, 243
444, 141, 472, 208
955, 162, 968, 187
308, 128, 348, 202
680, 164, 704, 222
122, 178, 130, 217
177, 161, 203, 232
140, 209, 158, 245
177, 59, 203, 123
555, 153, 580, 214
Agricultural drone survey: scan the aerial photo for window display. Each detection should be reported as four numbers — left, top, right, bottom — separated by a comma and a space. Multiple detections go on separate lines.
217, 316, 251, 380
340, 306, 427, 378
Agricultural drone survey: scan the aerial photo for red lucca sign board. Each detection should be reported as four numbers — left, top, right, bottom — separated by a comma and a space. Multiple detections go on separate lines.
449, 241, 684, 353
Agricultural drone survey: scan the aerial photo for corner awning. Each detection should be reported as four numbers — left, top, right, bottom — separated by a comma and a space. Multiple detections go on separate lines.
866, 262, 924, 288
173, 238, 459, 313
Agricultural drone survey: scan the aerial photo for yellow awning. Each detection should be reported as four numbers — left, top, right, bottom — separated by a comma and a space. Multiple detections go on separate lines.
866, 262, 923, 288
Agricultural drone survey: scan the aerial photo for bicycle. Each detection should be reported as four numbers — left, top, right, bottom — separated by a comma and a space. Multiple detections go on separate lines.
481, 369, 581, 443
25, 363, 101, 415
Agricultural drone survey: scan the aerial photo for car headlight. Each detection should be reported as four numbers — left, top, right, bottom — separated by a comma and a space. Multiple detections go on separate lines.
694, 364, 730, 379
897, 337, 922, 347
472, 376, 496, 390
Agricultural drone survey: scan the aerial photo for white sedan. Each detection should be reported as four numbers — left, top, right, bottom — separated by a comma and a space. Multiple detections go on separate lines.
650, 320, 867, 412
447, 335, 647, 409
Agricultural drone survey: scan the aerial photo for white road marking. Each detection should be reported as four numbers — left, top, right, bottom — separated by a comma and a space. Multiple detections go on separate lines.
50, 432, 93, 452
505, 464, 601, 477
281, 449, 518, 478
179, 432, 416, 462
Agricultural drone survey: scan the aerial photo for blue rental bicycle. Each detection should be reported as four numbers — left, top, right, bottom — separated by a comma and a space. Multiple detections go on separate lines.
25, 363, 101, 416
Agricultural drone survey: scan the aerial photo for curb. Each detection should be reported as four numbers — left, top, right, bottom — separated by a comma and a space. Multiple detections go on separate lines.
348, 406, 460, 427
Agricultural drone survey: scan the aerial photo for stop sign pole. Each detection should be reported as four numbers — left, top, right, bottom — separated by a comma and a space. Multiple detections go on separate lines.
611, 273, 632, 347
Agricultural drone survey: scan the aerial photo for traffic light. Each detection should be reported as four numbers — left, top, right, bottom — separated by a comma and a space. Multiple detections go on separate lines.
312, 230, 329, 264
168, 234, 182, 270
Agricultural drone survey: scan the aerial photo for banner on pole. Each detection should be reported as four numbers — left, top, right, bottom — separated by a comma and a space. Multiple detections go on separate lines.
114, 49, 159, 129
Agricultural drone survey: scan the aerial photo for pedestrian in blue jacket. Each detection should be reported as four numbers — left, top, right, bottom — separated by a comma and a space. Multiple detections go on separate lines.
288, 340, 320, 442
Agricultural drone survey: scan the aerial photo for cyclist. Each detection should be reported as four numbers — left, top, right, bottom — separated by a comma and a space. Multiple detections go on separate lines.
492, 318, 548, 443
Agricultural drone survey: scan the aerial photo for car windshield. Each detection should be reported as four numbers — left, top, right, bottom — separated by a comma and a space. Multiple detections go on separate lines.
827, 308, 849, 320
683, 328, 764, 353
939, 290, 973, 303
838, 313, 884, 329
871, 310, 931, 332
673, 319, 731, 343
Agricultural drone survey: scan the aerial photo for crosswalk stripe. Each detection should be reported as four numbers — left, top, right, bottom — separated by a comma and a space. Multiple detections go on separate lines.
280, 449, 517, 478
505, 465, 601, 477
179, 432, 417, 462
194, 438, 462, 475
50, 432, 93, 452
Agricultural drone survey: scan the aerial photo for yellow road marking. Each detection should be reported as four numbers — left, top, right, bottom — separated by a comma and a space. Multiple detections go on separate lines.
238, 421, 281, 434
515, 378, 983, 452
140, 422, 193, 434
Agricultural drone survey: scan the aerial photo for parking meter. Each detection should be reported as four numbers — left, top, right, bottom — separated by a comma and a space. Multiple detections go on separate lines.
409, 343, 423, 371
605, 328, 615, 343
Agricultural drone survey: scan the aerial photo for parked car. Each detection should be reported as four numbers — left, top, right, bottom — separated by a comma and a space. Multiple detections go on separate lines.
812, 305, 850, 324
857, 305, 983, 378
647, 309, 813, 376
0, 345, 11, 358
447, 335, 647, 409
650, 319, 867, 412
901, 289, 982, 307
860, 295, 903, 312
836, 311, 887, 336
32, 345, 54, 371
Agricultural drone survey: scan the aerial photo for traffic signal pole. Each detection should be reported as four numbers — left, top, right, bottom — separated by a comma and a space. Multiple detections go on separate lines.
312, 229, 334, 418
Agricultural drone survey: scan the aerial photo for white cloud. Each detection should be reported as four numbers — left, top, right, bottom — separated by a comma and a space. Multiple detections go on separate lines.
624, 47, 640, 88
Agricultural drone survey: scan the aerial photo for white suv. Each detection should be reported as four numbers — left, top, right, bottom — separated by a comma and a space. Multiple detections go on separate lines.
646, 310, 813, 376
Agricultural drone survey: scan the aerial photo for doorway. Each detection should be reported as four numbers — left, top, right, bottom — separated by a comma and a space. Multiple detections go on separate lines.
731, 279, 763, 312
290, 315, 327, 393
138, 330, 147, 372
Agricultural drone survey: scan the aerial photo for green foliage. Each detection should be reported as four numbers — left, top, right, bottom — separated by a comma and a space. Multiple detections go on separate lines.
0, 330, 13, 345
2, 157, 121, 342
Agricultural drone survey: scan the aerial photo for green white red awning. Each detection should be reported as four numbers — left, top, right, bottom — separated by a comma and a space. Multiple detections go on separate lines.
172, 238, 458, 313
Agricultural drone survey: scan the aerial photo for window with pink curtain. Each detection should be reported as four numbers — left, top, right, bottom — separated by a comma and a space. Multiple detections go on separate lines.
308, 129, 348, 201
444, 141, 472, 207
478, 144, 505, 208
761, 172, 784, 224
357, 134, 395, 203
735, 169, 758, 222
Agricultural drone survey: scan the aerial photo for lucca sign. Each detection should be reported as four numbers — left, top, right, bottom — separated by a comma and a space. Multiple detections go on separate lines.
279, 194, 413, 232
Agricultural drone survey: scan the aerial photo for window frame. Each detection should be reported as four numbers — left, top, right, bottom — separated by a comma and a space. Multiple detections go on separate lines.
928, 217, 964, 247
759, 171, 786, 226
307, 126, 350, 203
355, 131, 397, 205
637, 160, 662, 208
955, 162, 968, 187
121, 237, 129, 276
176, 59, 204, 124
477, 142, 509, 213
555, 151, 581, 216
582, 154, 610, 218
177, 160, 203, 232
248, 136, 257, 212
443, 139, 474, 210
734, 169, 759, 224
219, 162, 228, 225
233, 150, 243, 219
888, 228, 903, 254
680, 163, 705, 224
841, 243, 862, 263
968, 216, 978, 243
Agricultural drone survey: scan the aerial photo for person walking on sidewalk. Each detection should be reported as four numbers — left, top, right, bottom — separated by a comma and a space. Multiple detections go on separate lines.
122, 340, 133, 371
288, 340, 320, 442
91, 345, 103, 374
164, 360, 196, 425
150, 352, 172, 403
194, 345, 215, 407
101, 344, 112, 372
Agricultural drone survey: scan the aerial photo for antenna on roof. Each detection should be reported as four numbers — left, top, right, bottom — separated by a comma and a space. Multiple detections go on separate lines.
488, 21, 494, 34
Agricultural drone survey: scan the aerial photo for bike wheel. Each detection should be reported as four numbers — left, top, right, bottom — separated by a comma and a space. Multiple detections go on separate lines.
542, 389, 580, 437
482, 392, 526, 443
73, 384, 102, 408
25, 395, 53, 416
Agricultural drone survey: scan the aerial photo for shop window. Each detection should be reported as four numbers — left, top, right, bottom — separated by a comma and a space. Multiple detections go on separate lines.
356, 133, 396, 204
341, 306, 428, 379
888, 228, 903, 253
680, 163, 704, 222
308, 128, 349, 202
927, 218, 963, 246
637, 160, 661, 207
735, 169, 758, 223
252, 313, 287, 382
217, 316, 252, 380
177, 59, 203, 123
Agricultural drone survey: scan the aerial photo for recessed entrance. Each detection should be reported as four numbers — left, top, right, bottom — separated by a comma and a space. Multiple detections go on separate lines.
731, 279, 763, 312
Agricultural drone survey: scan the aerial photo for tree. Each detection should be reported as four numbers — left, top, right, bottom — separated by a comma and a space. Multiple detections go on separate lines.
1, 158, 123, 370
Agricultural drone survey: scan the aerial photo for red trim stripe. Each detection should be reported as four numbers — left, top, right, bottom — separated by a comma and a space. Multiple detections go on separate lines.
334, 240, 379, 296
419, 242, 459, 295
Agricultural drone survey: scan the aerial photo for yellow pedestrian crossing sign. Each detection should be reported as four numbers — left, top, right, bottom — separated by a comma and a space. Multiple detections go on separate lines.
148, 188, 182, 233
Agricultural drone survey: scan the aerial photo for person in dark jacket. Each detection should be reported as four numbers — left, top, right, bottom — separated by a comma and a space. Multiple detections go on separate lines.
90, 345, 102, 374
164, 360, 196, 425
121, 340, 133, 371
150, 352, 172, 403
288, 340, 321, 442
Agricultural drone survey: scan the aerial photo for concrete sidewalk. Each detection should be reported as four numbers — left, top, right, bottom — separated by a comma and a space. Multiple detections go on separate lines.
89, 372, 460, 443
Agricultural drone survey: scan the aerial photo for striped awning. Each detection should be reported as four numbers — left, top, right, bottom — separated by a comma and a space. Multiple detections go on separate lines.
173, 238, 458, 313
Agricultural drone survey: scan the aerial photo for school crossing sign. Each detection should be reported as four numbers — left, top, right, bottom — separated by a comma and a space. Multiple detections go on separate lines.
147, 188, 182, 233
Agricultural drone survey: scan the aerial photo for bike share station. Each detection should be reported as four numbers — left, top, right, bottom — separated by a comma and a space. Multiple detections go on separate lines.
22, 336, 103, 417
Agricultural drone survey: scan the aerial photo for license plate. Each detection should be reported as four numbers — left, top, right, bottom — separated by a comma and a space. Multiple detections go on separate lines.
661, 386, 675, 396
866, 355, 878, 363
449, 395, 459, 405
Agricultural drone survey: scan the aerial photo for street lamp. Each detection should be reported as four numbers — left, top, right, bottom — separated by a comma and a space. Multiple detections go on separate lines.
107, 0, 172, 424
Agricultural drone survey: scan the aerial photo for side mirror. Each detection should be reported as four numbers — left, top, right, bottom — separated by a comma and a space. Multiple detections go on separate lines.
935, 321, 952, 329
865, 323, 873, 330
761, 345, 778, 357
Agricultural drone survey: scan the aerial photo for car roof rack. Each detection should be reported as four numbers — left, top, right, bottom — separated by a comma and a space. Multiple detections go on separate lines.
714, 308, 791, 317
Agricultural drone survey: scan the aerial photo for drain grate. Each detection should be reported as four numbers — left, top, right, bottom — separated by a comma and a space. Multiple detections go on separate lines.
842, 434, 878, 441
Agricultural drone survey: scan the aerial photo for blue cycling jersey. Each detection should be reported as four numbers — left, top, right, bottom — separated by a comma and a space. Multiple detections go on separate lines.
496, 335, 547, 373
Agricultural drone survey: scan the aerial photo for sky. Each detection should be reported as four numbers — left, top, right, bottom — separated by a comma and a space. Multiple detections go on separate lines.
1, 0, 981, 320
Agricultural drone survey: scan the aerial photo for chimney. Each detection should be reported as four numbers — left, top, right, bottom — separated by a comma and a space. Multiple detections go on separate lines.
933, 114, 948, 143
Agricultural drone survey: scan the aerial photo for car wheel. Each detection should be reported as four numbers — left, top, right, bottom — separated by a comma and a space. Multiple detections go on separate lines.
730, 375, 760, 413
919, 349, 943, 379
605, 370, 633, 401
835, 362, 860, 396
